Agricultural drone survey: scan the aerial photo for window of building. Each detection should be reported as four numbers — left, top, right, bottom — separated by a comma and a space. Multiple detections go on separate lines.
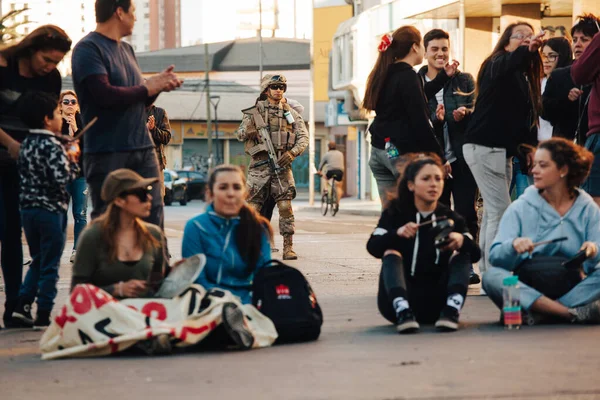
24, 27, 29, 34
144, 13, 150, 19
10, 3, 15, 11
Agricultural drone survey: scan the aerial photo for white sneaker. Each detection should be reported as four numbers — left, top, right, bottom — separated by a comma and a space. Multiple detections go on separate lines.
70, 251, 76, 263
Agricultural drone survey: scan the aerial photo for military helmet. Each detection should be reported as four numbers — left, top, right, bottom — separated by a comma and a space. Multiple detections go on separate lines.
260, 74, 287, 93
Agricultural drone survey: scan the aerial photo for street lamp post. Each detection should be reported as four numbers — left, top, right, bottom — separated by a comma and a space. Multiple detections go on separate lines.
210, 95, 221, 164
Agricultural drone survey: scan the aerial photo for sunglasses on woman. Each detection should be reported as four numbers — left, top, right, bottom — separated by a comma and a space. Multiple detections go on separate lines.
62, 99, 77, 105
120, 186, 152, 203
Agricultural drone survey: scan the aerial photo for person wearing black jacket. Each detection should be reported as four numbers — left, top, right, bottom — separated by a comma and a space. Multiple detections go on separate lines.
362, 26, 457, 205
0, 25, 72, 329
367, 154, 481, 333
417, 29, 479, 285
463, 22, 544, 276
542, 15, 599, 144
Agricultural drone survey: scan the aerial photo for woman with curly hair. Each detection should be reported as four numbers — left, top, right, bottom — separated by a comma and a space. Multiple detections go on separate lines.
483, 138, 600, 324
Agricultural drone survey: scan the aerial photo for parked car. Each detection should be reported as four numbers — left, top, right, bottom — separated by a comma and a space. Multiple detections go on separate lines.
163, 169, 188, 206
176, 170, 206, 201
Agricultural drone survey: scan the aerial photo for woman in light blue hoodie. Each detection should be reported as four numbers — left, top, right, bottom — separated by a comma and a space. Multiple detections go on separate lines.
483, 138, 600, 323
182, 165, 273, 305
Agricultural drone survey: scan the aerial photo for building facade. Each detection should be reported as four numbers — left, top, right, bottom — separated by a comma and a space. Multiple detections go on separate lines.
126, 0, 181, 52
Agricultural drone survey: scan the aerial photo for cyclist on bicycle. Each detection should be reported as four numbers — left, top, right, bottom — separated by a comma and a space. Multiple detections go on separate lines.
317, 141, 345, 210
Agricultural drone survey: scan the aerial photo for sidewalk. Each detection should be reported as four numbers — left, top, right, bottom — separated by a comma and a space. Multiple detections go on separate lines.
294, 196, 382, 217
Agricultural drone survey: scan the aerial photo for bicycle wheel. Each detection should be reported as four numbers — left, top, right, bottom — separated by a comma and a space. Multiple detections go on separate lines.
331, 187, 339, 216
321, 193, 328, 216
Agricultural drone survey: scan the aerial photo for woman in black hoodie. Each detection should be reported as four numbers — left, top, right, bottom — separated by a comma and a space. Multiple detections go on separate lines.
363, 26, 452, 205
462, 23, 544, 276
367, 154, 481, 333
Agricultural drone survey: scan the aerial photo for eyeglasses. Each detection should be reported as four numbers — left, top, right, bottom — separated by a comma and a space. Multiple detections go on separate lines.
269, 84, 286, 91
510, 33, 533, 41
541, 53, 559, 62
62, 99, 77, 105
120, 186, 152, 203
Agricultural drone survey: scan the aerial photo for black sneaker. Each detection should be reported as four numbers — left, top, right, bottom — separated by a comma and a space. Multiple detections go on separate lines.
33, 310, 51, 331
395, 309, 420, 334
469, 272, 481, 285
12, 299, 34, 327
435, 306, 460, 332
221, 302, 254, 350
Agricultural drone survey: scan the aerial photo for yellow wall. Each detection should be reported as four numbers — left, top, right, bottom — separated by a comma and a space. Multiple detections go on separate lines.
313, 5, 353, 102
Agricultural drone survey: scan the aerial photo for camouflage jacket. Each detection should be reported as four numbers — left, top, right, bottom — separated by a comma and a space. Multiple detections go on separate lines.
236, 100, 308, 159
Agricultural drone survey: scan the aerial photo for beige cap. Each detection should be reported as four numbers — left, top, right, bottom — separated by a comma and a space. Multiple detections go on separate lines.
101, 168, 158, 203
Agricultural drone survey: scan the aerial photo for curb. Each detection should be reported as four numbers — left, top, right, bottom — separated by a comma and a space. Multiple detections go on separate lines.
295, 205, 381, 217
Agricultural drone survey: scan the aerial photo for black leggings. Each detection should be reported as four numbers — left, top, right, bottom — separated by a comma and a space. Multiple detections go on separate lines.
377, 252, 471, 324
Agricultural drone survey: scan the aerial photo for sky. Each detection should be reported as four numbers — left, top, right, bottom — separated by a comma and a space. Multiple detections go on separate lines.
180, 0, 312, 46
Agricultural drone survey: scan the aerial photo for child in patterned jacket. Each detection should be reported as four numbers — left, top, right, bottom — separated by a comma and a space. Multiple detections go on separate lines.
11, 91, 80, 329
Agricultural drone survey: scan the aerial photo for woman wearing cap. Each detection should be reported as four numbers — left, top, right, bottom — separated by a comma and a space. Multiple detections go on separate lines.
71, 169, 167, 298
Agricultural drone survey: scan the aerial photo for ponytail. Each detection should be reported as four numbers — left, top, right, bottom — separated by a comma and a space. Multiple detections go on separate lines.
236, 204, 273, 273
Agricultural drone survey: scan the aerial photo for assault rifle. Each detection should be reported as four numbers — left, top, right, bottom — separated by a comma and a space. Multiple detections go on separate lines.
242, 106, 284, 191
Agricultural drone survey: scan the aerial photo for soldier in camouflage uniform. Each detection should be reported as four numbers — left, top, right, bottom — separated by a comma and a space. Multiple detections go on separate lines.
236, 74, 309, 260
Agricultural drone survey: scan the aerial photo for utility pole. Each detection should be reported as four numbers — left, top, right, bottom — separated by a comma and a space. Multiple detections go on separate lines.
204, 42, 212, 169
258, 0, 263, 83
308, 0, 315, 205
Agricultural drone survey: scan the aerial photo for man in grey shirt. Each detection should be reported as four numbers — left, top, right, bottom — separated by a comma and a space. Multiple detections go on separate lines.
318, 141, 345, 209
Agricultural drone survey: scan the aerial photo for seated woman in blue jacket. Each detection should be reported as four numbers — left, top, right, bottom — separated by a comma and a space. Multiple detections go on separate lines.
181, 165, 272, 305
483, 138, 600, 324
367, 154, 481, 333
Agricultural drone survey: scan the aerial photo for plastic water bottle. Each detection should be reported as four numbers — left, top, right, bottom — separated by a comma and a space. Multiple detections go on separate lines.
384, 137, 399, 160
502, 275, 522, 330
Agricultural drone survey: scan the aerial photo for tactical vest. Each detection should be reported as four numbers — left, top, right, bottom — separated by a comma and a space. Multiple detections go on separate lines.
246, 101, 296, 159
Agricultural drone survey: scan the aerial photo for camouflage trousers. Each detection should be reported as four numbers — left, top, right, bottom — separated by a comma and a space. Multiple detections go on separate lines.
246, 163, 296, 236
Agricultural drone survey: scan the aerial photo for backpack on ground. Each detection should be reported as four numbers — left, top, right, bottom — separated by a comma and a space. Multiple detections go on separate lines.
252, 260, 323, 344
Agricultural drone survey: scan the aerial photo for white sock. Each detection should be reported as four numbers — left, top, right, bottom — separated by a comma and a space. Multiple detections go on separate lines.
393, 297, 409, 315
447, 293, 464, 311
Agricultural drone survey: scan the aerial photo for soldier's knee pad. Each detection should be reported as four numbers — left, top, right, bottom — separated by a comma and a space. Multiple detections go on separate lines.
277, 200, 293, 218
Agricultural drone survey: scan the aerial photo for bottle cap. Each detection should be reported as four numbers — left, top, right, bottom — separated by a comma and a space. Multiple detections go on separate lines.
503, 275, 519, 286
385, 137, 390, 142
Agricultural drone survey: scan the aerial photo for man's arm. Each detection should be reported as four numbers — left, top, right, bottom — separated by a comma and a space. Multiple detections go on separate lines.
318, 153, 328, 171
235, 113, 258, 142
289, 109, 308, 157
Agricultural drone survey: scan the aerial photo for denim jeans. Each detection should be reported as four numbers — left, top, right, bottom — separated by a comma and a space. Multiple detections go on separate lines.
19, 208, 67, 312
66, 176, 88, 249
483, 266, 600, 311
463, 144, 512, 275
510, 158, 533, 199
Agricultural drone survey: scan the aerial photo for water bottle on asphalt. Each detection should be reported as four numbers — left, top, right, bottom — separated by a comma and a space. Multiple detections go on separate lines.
384, 137, 399, 160
503, 275, 522, 330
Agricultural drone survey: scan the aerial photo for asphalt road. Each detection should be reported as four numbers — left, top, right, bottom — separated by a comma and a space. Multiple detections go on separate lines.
2, 201, 600, 400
